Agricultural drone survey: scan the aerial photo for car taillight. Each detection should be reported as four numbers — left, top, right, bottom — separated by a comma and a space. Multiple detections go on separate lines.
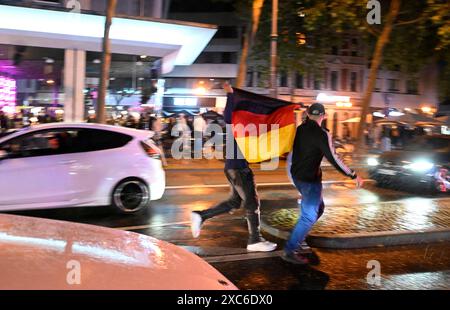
140, 141, 161, 159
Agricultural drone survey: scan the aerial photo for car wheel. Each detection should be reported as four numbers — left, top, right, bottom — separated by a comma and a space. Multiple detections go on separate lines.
112, 178, 150, 214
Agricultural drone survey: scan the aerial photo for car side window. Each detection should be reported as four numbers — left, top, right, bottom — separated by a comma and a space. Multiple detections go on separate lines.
75, 129, 132, 152
0, 128, 133, 158
0, 129, 80, 159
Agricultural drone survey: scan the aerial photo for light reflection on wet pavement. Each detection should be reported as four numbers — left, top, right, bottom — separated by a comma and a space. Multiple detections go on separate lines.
4, 168, 450, 290
265, 198, 450, 234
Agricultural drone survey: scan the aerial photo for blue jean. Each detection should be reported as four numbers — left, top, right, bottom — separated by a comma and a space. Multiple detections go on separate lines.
285, 180, 325, 253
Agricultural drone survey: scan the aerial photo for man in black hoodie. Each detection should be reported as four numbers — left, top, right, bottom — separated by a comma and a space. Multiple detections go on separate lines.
283, 103, 363, 264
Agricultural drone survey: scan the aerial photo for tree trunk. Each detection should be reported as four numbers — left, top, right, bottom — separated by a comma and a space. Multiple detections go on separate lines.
96, 0, 117, 124
236, 0, 265, 88
356, 0, 401, 151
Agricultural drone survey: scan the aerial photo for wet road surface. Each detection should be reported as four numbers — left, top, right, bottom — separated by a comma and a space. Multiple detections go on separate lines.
4, 168, 450, 290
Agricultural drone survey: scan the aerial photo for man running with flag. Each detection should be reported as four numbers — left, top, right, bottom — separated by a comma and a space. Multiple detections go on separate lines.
191, 83, 298, 252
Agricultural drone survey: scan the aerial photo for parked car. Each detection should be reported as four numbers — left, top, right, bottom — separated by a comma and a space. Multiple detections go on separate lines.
0, 123, 165, 213
0, 214, 237, 290
368, 134, 450, 193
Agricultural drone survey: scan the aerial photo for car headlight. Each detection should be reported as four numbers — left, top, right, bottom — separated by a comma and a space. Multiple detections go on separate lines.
367, 158, 379, 166
404, 160, 434, 172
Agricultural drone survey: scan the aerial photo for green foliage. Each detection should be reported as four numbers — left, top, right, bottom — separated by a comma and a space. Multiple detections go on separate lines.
244, 0, 449, 96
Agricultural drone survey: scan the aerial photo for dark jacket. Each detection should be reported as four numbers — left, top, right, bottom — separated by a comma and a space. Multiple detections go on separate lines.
291, 119, 356, 182
224, 93, 248, 170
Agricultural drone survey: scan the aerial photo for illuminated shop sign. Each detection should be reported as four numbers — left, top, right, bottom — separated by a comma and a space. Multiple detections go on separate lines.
0, 76, 16, 112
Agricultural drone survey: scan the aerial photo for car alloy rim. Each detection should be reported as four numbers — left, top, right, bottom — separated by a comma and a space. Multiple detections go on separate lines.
114, 181, 149, 212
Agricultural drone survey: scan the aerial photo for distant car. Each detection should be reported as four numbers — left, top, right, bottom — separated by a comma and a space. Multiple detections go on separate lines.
0, 123, 165, 213
0, 214, 237, 290
368, 135, 450, 193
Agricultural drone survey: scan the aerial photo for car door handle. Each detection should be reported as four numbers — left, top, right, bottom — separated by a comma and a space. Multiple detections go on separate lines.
58, 160, 77, 165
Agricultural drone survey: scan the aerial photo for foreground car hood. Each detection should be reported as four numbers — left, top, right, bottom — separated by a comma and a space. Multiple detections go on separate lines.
0, 214, 236, 290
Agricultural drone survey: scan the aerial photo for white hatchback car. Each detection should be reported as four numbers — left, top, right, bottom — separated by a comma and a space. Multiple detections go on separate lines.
0, 123, 165, 213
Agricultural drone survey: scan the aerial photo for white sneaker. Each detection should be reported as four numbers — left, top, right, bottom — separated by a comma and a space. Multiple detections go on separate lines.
190, 212, 202, 238
247, 241, 277, 252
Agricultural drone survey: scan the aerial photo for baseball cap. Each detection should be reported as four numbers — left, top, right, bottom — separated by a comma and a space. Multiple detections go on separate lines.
307, 103, 326, 116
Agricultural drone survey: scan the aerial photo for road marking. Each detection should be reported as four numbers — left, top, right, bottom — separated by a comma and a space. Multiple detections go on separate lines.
115, 221, 190, 231
114, 216, 245, 231
166, 179, 375, 189
204, 251, 284, 263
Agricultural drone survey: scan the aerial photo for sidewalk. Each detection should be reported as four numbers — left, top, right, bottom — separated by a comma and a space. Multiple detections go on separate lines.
260, 197, 450, 248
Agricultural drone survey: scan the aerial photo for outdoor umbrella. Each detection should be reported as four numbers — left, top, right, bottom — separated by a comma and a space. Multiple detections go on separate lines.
375, 112, 442, 126
341, 117, 361, 123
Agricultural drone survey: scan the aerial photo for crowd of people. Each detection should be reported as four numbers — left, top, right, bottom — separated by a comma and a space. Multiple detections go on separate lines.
1, 108, 228, 159
0, 110, 62, 133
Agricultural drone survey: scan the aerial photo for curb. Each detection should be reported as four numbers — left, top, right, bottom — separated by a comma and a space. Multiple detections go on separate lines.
165, 164, 369, 172
261, 220, 450, 249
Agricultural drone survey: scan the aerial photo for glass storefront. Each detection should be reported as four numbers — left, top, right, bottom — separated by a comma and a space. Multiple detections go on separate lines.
0, 44, 65, 126
0, 43, 161, 127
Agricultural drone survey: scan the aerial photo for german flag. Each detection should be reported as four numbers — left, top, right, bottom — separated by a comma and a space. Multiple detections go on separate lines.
230, 88, 302, 163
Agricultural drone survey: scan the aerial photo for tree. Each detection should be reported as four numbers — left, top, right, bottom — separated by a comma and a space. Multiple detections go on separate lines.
236, 0, 265, 88
357, 0, 401, 150
96, 0, 117, 124
248, 0, 449, 148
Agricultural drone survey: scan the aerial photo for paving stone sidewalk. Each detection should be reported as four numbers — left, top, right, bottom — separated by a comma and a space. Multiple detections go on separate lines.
261, 198, 450, 248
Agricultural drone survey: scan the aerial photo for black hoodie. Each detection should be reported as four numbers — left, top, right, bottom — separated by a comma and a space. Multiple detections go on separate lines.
291, 119, 356, 182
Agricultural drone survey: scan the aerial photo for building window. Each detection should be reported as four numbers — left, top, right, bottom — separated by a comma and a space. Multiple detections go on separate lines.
194, 52, 215, 63
341, 69, 348, 91
406, 80, 418, 94
375, 78, 383, 92
331, 46, 338, 55
313, 78, 321, 90
256, 72, 264, 87
195, 52, 236, 64
32, 0, 61, 4
351, 38, 358, 57
331, 71, 338, 91
221, 52, 232, 64
116, 0, 140, 16
341, 40, 349, 56
246, 71, 254, 87
279, 71, 288, 87
350, 72, 357, 92
295, 73, 303, 89
215, 26, 239, 39
388, 79, 399, 92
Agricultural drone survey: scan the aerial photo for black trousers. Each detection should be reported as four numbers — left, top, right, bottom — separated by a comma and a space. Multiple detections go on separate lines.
198, 168, 263, 244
